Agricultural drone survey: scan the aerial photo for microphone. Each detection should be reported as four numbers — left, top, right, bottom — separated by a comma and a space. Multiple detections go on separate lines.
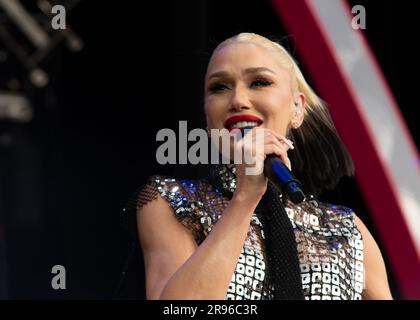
238, 126, 305, 204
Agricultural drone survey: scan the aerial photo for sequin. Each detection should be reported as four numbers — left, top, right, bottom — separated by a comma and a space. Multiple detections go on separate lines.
133, 164, 365, 300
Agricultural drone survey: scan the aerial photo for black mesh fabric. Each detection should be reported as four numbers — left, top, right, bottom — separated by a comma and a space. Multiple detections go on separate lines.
258, 181, 304, 299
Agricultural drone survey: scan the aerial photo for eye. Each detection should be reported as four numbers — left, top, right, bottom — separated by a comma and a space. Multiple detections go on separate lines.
250, 79, 272, 88
208, 83, 229, 93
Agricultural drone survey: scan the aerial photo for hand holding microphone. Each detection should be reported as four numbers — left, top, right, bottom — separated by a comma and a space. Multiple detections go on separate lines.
234, 126, 305, 204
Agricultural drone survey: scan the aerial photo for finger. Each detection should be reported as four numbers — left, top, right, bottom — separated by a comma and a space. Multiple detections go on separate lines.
263, 134, 292, 152
264, 144, 291, 170
265, 129, 294, 150
244, 130, 292, 159
244, 133, 290, 163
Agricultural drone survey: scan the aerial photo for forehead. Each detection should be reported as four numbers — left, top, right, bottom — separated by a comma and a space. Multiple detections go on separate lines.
206, 42, 285, 76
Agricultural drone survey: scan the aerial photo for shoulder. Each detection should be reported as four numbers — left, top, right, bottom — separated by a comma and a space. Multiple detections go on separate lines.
135, 176, 200, 300
318, 199, 364, 240
316, 199, 356, 221
138, 174, 207, 213
315, 198, 393, 299
313, 199, 360, 229
136, 185, 197, 252
286, 195, 358, 227
136, 174, 212, 245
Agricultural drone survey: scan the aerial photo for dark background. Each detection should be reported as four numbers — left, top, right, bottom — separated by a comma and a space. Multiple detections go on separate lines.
0, 0, 417, 299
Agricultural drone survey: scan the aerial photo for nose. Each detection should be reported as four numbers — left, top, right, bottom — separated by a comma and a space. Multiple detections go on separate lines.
230, 84, 251, 112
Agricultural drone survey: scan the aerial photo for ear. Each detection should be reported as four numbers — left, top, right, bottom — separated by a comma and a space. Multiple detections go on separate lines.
291, 93, 306, 129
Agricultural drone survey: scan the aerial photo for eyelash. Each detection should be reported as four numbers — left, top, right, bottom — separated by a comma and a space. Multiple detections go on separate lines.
209, 79, 273, 93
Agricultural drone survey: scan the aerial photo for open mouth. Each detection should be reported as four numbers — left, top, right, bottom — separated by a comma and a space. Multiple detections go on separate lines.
224, 114, 263, 132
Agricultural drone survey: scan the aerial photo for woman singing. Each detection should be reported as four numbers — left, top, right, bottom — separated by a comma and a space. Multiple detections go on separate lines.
123, 33, 393, 300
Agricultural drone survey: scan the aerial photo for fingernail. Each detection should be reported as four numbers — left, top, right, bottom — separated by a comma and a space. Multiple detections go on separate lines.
284, 139, 294, 149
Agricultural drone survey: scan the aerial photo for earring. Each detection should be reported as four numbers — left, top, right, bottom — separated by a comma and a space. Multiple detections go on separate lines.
294, 102, 302, 116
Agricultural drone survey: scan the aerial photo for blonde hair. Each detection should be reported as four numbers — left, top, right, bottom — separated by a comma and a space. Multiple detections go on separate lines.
211, 33, 355, 197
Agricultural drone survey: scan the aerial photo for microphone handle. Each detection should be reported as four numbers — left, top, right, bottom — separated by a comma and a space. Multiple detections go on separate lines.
264, 155, 305, 204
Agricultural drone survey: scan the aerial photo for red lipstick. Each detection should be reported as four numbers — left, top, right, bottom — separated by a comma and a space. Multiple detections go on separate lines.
224, 114, 263, 131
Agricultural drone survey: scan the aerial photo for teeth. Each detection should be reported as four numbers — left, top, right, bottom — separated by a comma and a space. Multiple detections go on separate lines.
230, 121, 259, 129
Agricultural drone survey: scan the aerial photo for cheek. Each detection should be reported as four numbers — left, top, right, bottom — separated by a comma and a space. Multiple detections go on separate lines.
204, 97, 225, 127
256, 92, 292, 132
257, 92, 291, 116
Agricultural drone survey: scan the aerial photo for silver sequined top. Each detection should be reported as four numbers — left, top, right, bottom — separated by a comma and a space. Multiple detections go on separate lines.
136, 164, 365, 300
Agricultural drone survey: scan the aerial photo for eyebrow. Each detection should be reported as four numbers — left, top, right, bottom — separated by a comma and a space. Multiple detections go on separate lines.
207, 67, 276, 80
